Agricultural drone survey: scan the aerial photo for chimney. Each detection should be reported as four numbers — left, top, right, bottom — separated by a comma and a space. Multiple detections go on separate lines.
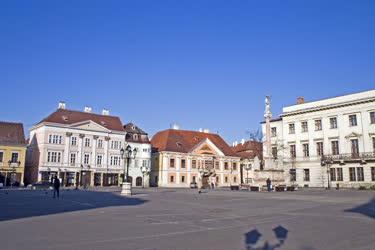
58, 101, 66, 109
297, 96, 305, 104
171, 123, 180, 130
241, 138, 245, 145
234, 141, 238, 146
84, 106, 92, 113
102, 109, 109, 115
203, 129, 210, 133
199, 128, 203, 132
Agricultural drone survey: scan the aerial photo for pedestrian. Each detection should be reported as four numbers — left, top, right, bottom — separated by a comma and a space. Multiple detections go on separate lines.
53, 176, 60, 198
266, 178, 271, 192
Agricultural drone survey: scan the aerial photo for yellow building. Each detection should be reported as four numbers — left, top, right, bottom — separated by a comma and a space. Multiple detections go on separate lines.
0, 121, 27, 187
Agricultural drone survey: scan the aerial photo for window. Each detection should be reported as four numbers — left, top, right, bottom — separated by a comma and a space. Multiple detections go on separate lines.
224, 176, 228, 183
330, 168, 336, 181
315, 120, 322, 131
316, 142, 324, 157
11, 152, 19, 163
170, 175, 174, 183
111, 141, 121, 149
97, 155, 103, 165
142, 160, 148, 167
233, 176, 237, 183
181, 176, 185, 183
49, 135, 63, 144
372, 137, 375, 152
288, 123, 295, 134
71, 137, 77, 146
370, 112, 375, 124
224, 162, 228, 170
192, 160, 197, 168
350, 139, 359, 157
349, 114, 357, 126
70, 153, 76, 164
302, 143, 309, 157
47, 152, 61, 163
215, 161, 219, 169
0, 151, 3, 162
290, 145, 296, 158
337, 168, 343, 181
303, 169, 310, 182
233, 163, 237, 171
331, 141, 339, 155
371, 167, 375, 181
181, 159, 186, 168
272, 147, 278, 159
110, 156, 120, 166
271, 127, 277, 137
84, 138, 90, 147
301, 121, 308, 132
84, 154, 90, 165
290, 169, 296, 182
357, 167, 364, 181
330, 117, 337, 129
169, 159, 175, 168
349, 167, 356, 181
143, 148, 148, 152
192, 176, 196, 183
97, 139, 103, 148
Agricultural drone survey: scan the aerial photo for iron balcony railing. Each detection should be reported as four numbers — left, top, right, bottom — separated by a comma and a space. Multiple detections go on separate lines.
321, 152, 375, 165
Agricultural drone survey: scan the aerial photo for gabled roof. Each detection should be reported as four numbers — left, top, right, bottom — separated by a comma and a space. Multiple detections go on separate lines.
231, 140, 263, 160
0, 121, 26, 145
37, 109, 125, 132
124, 123, 150, 143
151, 129, 238, 157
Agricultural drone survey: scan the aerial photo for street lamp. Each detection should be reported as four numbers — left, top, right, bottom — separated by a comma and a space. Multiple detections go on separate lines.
120, 145, 137, 196
245, 164, 252, 188
321, 157, 332, 190
198, 166, 205, 194
141, 165, 151, 188
8, 160, 20, 188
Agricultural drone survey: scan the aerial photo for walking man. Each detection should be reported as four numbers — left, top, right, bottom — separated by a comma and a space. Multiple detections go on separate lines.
266, 178, 271, 192
53, 176, 60, 198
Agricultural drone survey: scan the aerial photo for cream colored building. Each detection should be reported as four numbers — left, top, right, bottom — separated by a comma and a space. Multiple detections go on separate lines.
151, 128, 241, 188
262, 90, 375, 188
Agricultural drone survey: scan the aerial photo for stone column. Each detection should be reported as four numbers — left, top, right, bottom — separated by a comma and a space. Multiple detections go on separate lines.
264, 96, 273, 169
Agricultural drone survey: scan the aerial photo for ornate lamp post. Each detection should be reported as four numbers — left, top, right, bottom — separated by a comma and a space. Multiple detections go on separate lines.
120, 145, 137, 196
141, 165, 151, 188
8, 160, 20, 188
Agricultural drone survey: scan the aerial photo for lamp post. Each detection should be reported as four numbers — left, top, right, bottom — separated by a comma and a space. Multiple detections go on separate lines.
245, 164, 252, 187
8, 160, 20, 188
141, 165, 151, 188
120, 145, 137, 196
198, 166, 205, 194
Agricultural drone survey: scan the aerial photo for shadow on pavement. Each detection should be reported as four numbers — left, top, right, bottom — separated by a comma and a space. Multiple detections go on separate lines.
244, 225, 289, 250
344, 198, 375, 219
0, 190, 147, 222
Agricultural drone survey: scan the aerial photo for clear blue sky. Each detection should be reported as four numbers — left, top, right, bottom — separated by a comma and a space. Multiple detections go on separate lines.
1, 0, 374, 143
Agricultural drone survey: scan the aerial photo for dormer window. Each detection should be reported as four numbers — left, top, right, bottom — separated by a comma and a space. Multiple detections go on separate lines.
62, 116, 68, 121
133, 134, 138, 140
100, 121, 106, 126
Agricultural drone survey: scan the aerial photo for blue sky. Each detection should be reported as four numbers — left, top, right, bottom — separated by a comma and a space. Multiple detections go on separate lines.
1, 0, 374, 143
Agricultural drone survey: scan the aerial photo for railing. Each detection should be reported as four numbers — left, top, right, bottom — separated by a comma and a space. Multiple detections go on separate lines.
321, 152, 375, 164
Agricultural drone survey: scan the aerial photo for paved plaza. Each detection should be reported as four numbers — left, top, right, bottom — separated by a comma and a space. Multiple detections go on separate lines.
0, 188, 374, 250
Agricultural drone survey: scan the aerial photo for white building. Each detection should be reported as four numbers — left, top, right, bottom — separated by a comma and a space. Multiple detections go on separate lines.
262, 90, 375, 188
124, 123, 152, 188
26, 102, 151, 187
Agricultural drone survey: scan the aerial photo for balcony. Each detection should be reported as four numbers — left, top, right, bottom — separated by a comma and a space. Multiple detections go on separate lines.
321, 152, 375, 165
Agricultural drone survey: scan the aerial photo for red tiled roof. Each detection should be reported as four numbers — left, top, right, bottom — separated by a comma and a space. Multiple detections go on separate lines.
0, 121, 26, 145
38, 109, 125, 132
124, 123, 150, 144
151, 129, 238, 157
231, 140, 263, 159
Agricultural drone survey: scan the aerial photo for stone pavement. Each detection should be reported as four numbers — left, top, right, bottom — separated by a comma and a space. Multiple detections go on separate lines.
0, 188, 374, 250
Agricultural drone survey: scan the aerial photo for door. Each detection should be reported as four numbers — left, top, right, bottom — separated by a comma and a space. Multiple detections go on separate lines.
202, 176, 209, 188
81, 171, 91, 187
136, 177, 142, 187
351, 139, 359, 158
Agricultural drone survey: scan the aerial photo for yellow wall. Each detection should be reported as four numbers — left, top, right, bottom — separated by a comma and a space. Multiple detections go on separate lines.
0, 145, 27, 185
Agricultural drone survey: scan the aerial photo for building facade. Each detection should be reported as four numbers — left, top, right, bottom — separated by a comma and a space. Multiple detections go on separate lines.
262, 90, 375, 188
124, 123, 152, 187
26, 103, 129, 187
151, 128, 241, 188
0, 122, 27, 186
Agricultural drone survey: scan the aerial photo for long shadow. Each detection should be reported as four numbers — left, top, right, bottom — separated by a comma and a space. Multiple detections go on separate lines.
344, 198, 375, 219
244, 226, 288, 250
0, 189, 147, 222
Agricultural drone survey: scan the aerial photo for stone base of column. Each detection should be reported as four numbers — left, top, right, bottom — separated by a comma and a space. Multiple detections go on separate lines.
120, 182, 132, 196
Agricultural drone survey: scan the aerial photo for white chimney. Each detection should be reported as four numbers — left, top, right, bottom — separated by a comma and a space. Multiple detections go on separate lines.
234, 141, 238, 146
171, 123, 180, 130
102, 109, 109, 115
232, 142, 235, 147
84, 106, 92, 113
199, 128, 203, 132
241, 138, 245, 145
58, 101, 66, 109
203, 129, 210, 133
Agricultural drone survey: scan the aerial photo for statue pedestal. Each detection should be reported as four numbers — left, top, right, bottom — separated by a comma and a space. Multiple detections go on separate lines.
120, 182, 132, 196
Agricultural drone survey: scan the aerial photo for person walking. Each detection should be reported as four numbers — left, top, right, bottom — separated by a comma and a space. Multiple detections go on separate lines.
53, 176, 60, 198
266, 178, 271, 192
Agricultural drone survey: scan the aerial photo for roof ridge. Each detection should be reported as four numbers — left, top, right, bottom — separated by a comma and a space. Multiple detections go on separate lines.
0, 121, 23, 125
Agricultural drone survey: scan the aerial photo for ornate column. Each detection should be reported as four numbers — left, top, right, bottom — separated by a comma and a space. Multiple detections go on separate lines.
264, 96, 273, 169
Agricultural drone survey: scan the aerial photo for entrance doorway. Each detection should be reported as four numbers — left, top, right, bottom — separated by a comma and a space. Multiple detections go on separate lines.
136, 177, 142, 187
81, 171, 91, 187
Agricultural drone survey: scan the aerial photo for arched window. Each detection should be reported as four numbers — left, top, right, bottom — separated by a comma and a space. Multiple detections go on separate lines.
136, 177, 142, 186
